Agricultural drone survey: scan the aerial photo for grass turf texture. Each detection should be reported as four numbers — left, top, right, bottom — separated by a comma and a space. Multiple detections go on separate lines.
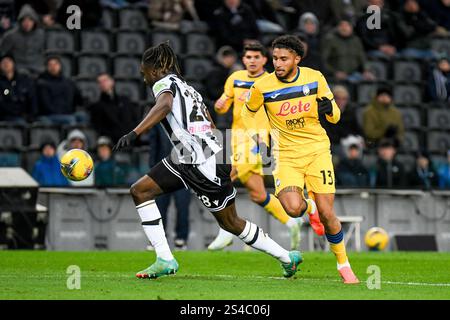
1, 251, 450, 300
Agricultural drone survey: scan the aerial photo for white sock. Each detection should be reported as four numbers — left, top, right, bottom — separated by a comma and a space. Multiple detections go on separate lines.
337, 260, 351, 270
238, 220, 291, 264
136, 200, 174, 261
216, 227, 234, 240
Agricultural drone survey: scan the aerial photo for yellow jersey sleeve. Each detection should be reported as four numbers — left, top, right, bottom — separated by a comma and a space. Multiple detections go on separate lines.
317, 71, 340, 124
214, 74, 235, 114
241, 84, 264, 132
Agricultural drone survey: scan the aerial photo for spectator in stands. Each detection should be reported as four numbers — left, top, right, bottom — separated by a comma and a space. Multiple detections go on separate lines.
94, 136, 126, 186
336, 137, 369, 187
294, 12, 322, 70
148, 0, 200, 31
362, 85, 404, 148
100, 0, 130, 9
330, 0, 366, 25
57, 129, 94, 186
438, 149, 450, 188
355, 0, 410, 58
205, 46, 241, 127
32, 141, 69, 187
0, 0, 14, 35
89, 73, 142, 144
0, 5, 45, 75
36, 56, 84, 125
243, 0, 284, 32
321, 85, 363, 147
56, 0, 102, 29
0, 54, 37, 123
149, 124, 191, 250
428, 55, 450, 103
408, 150, 439, 189
291, 0, 335, 32
212, 0, 260, 52
401, 0, 447, 60
322, 19, 375, 82
419, 0, 450, 31
372, 138, 407, 188
14, 0, 60, 27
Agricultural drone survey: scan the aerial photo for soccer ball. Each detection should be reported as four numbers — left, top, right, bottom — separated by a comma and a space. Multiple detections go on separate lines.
365, 227, 389, 251
60, 149, 94, 181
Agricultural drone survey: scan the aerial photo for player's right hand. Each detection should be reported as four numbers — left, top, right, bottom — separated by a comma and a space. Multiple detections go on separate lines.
112, 131, 138, 152
214, 98, 227, 112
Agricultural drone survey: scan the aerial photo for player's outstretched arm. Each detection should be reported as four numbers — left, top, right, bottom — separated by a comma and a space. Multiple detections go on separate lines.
112, 92, 173, 152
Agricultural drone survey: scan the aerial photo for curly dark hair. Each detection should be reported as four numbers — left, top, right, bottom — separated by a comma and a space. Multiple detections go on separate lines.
272, 35, 305, 58
141, 41, 182, 77
243, 41, 268, 57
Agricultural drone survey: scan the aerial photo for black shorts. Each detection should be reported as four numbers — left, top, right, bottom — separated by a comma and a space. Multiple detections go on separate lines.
147, 155, 236, 212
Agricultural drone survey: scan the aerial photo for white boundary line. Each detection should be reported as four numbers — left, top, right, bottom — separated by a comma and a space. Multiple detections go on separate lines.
1, 273, 450, 287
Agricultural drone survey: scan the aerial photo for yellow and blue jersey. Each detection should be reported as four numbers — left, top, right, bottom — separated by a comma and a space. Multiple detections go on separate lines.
243, 66, 340, 163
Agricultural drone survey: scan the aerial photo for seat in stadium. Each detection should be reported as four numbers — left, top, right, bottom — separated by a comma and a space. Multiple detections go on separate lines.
45, 30, 75, 53
431, 38, 450, 57
357, 83, 377, 104
396, 153, 416, 173
115, 81, 141, 102
393, 85, 422, 105
24, 149, 41, 173
151, 32, 183, 54
77, 55, 108, 78
0, 125, 24, 149
393, 60, 422, 82
59, 55, 73, 78
183, 58, 213, 81
186, 33, 215, 56
119, 9, 148, 30
81, 31, 111, 54
77, 80, 100, 103
402, 131, 420, 152
116, 32, 146, 54
428, 109, 450, 130
366, 60, 388, 81
0, 151, 21, 167
113, 56, 141, 79
29, 124, 61, 149
102, 8, 116, 29
401, 108, 421, 129
427, 131, 450, 153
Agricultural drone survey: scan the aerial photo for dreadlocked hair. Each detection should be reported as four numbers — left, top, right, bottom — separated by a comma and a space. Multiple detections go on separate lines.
141, 41, 182, 77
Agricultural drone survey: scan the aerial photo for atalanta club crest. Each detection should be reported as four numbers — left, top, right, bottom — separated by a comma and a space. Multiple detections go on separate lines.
302, 85, 310, 96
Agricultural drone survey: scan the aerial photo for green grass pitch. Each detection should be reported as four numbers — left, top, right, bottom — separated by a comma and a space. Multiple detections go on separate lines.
1, 251, 450, 300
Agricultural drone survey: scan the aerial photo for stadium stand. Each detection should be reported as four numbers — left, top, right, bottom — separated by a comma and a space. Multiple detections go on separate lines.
0, 1, 448, 189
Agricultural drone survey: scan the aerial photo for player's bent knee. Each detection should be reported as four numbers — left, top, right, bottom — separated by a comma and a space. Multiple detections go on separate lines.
130, 182, 156, 202
282, 201, 304, 218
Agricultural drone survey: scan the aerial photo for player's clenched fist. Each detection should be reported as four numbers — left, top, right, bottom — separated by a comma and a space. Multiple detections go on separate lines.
112, 131, 138, 151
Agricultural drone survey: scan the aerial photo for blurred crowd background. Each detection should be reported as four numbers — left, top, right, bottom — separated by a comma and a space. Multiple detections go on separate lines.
0, 0, 449, 190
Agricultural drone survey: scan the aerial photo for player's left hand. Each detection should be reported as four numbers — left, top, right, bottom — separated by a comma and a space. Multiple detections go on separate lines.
112, 131, 138, 152
316, 97, 333, 116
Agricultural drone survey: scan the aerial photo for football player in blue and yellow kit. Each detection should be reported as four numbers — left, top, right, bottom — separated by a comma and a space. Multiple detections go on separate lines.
208, 42, 304, 251
242, 35, 359, 284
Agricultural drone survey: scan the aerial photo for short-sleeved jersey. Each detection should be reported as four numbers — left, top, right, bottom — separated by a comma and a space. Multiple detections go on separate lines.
220, 70, 270, 132
152, 74, 222, 165
245, 67, 340, 162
